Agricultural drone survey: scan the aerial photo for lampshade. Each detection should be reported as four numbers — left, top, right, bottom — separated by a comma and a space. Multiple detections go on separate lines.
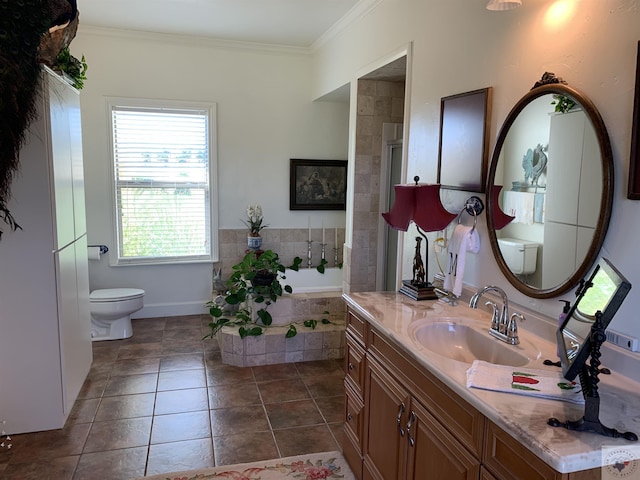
486, 0, 522, 10
492, 185, 515, 230
381, 184, 416, 231
382, 183, 456, 232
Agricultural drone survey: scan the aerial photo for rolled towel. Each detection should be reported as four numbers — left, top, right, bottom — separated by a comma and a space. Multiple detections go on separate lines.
466, 360, 584, 404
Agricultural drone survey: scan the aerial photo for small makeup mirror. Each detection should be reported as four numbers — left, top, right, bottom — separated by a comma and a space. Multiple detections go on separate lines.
549, 258, 637, 441
557, 258, 631, 381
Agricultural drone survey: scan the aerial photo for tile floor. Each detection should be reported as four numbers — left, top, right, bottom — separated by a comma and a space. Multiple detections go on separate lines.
0, 315, 345, 479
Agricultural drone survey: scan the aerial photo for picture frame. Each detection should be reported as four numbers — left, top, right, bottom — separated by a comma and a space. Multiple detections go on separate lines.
289, 159, 347, 210
628, 41, 640, 200
437, 87, 492, 193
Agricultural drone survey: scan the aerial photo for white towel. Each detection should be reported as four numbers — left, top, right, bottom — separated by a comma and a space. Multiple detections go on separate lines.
443, 225, 479, 297
466, 360, 584, 404
502, 191, 535, 225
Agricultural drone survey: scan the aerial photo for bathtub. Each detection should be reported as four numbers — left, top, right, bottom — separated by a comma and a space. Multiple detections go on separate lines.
282, 267, 343, 293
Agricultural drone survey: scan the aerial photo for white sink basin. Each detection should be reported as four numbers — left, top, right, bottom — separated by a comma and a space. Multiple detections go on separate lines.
410, 322, 531, 367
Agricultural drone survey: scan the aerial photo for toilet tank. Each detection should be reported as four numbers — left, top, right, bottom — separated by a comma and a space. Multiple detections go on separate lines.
497, 237, 539, 275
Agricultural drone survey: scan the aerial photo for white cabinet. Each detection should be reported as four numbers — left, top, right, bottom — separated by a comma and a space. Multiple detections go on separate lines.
0, 68, 92, 434
542, 110, 600, 287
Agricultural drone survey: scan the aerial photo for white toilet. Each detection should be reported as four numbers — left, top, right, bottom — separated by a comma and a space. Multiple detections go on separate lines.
497, 237, 539, 275
90, 288, 145, 341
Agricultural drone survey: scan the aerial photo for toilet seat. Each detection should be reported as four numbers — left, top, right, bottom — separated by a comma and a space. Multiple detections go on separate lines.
90, 288, 145, 303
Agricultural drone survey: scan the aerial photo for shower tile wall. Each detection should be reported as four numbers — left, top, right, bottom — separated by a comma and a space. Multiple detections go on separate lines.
349, 78, 405, 293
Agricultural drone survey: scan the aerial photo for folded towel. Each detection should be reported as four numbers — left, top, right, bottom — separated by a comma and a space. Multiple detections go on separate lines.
443, 224, 480, 297
466, 360, 584, 404
502, 191, 536, 225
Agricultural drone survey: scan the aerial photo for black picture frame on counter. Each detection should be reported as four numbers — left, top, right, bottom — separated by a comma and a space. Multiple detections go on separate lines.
289, 159, 347, 210
628, 41, 640, 199
437, 87, 492, 193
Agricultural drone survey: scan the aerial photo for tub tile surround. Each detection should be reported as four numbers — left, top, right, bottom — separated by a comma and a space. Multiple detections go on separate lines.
217, 292, 347, 367
213, 233, 348, 367
344, 291, 640, 474
217, 228, 345, 281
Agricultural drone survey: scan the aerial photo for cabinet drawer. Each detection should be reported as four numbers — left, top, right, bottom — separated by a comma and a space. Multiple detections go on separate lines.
483, 420, 563, 480
344, 383, 364, 448
368, 326, 485, 457
347, 310, 367, 344
345, 334, 366, 394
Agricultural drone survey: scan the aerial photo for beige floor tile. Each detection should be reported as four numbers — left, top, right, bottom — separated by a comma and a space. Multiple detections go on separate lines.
146, 438, 214, 476
74, 447, 147, 480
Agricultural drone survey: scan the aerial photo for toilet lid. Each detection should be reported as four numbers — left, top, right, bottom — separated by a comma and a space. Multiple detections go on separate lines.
90, 288, 145, 302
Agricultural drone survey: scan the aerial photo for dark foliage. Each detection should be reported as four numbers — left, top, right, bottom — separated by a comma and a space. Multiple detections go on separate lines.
0, 1, 52, 239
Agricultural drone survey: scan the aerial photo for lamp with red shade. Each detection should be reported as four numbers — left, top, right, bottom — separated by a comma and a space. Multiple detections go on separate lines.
382, 176, 458, 300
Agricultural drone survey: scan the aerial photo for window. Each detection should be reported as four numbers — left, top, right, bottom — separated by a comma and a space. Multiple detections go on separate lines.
108, 98, 217, 265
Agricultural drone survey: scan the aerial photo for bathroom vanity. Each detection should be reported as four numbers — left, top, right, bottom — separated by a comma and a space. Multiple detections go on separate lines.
342, 291, 640, 480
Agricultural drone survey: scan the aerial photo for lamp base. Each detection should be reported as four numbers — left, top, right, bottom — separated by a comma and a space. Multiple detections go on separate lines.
399, 280, 438, 301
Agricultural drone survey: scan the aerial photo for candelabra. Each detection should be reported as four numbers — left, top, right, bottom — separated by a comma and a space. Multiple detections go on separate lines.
307, 240, 313, 269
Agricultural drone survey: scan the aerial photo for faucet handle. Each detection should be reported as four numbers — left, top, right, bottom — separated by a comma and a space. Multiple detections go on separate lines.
507, 312, 525, 345
485, 301, 500, 331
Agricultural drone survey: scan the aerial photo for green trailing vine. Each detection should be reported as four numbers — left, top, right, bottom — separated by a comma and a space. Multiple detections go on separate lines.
551, 94, 577, 114
55, 46, 87, 90
204, 250, 340, 341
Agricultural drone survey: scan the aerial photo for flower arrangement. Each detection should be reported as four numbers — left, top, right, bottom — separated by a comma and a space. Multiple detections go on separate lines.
243, 204, 267, 236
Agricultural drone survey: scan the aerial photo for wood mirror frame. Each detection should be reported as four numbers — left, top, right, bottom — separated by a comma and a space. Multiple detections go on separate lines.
486, 78, 614, 299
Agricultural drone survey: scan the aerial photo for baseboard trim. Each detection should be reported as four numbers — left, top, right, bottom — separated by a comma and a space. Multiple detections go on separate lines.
133, 301, 209, 319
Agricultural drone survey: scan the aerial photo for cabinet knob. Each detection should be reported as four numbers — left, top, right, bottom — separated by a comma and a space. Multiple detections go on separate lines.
348, 362, 355, 371
347, 413, 353, 421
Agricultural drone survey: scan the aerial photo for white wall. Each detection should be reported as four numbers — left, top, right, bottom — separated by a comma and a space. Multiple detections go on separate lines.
72, 28, 349, 317
313, 0, 640, 341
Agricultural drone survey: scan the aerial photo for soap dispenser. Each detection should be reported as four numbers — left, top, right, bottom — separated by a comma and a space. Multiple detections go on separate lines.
557, 300, 571, 357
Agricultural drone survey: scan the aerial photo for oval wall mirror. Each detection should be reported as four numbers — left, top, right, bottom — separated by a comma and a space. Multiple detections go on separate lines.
486, 74, 614, 299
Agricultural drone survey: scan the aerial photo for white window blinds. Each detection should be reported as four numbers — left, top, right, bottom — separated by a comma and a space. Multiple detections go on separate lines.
110, 101, 216, 264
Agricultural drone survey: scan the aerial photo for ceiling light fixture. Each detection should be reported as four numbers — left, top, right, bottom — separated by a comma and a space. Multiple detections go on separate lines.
486, 0, 522, 10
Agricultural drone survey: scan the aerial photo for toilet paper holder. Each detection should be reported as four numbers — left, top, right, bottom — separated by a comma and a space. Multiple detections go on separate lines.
88, 244, 109, 254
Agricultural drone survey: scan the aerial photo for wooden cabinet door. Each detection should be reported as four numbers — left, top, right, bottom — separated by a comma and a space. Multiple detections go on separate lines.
363, 357, 410, 480
405, 398, 480, 480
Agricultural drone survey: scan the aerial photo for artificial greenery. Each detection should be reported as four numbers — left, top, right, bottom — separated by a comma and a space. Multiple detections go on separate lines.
55, 46, 87, 90
551, 94, 577, 114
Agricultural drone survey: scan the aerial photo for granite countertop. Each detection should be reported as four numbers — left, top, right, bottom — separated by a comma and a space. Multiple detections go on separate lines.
343, 291, 640, 474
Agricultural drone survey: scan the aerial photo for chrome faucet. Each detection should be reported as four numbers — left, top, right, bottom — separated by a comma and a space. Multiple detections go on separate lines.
469, 285, 523, 345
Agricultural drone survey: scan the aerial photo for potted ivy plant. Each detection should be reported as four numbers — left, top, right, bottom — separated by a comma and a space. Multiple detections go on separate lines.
204, 250, 293, 339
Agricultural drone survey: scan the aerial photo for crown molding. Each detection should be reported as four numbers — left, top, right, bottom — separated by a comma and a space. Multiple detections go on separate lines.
311, 0, 383, 51
77, 25, 311, 56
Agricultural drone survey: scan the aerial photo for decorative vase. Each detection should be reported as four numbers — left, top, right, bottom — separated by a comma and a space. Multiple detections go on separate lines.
247, 234, 262, 250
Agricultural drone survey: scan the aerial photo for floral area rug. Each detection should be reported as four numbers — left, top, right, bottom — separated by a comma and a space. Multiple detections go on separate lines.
132, 450, 355, 480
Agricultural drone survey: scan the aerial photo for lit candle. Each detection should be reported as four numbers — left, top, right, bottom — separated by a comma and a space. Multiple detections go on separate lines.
322, 221, 325, 244
308, 217, 311, 242
335, 226, 338, 246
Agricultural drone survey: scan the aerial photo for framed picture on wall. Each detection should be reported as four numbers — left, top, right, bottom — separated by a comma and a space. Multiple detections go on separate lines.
290, 159, 347, 210
628, 41, 640, 199
437, 87, 492, 193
